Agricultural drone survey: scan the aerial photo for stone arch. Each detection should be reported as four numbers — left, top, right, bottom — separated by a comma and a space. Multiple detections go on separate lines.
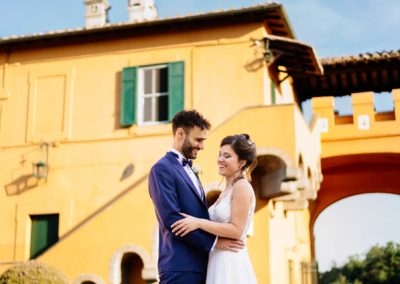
109, 245, 157, 284
73, 274, 105, 284
254, 154, 286, 199
309, 153, 400, 228
252, 147, 295, 200
257, 147, 294, 168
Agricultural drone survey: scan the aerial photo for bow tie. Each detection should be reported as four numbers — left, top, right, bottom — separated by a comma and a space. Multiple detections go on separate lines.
170, 151, 193, 168
182, 159, 193, 168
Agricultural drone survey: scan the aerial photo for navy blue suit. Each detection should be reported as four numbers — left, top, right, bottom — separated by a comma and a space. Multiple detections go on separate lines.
149, 151, 216, 283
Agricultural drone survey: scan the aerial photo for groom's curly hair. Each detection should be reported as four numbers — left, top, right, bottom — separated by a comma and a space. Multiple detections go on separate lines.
172, 110, 211, 134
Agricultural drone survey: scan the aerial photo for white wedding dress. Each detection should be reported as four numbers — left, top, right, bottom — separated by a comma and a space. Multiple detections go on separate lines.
206, 184, 258, 284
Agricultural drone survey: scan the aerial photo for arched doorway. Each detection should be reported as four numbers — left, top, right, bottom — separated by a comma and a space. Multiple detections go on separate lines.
73, 273, 105, 284
110, 244, 158, 284
120, 252, 146, 284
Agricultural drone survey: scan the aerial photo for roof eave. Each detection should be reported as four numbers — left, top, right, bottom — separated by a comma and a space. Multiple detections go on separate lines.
264, 35, 323, 77
0, 3, 295, 50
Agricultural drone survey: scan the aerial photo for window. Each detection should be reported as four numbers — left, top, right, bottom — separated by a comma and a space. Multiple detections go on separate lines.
138, 65, 168, 124
120, 61, 184, 127
30, 214, 59, 259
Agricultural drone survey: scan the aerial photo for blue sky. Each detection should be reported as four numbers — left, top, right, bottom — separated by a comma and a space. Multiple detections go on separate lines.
2, 0, 400, 57
1, 0, 400, 272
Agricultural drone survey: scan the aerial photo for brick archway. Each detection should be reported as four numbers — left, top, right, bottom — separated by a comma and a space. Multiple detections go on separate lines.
309, 153, 400, 257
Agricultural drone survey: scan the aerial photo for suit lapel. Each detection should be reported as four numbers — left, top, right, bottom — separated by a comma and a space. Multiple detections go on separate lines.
194, 174, 207, 204
166, 152, 207, 206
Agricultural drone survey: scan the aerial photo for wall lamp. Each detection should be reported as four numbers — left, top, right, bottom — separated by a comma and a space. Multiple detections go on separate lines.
32, 142, 50, 181
263, 38, 275, 64
32, 160, 48, 180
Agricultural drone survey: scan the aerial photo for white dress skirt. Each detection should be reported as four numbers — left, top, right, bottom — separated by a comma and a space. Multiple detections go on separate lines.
206, 186, 258, 284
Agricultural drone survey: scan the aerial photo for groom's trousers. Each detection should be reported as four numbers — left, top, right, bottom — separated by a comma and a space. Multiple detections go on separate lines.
159, 271, 206, 284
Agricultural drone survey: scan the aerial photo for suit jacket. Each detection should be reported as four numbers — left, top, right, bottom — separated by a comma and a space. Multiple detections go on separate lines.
149, 151, 216, 274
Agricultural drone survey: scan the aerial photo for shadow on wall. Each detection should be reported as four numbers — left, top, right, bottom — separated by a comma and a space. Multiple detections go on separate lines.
4, 175, 41, 196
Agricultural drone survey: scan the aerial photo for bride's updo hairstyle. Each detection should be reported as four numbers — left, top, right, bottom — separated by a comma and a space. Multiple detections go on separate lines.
220, 134, 257, 179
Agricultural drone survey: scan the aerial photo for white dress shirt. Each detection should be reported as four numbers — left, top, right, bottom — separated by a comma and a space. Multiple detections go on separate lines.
170, 148, 204, 199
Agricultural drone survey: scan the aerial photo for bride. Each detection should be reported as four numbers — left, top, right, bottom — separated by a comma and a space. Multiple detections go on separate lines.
172, 134, 258, 284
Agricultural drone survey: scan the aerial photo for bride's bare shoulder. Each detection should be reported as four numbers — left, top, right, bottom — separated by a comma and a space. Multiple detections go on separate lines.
232, 179, 254, 197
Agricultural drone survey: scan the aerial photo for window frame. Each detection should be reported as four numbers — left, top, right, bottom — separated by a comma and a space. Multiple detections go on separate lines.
137, 64, 169, 126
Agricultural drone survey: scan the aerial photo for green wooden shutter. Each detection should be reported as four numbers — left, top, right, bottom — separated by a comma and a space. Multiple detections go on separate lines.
121, 67, 137, 126
30, 214, 59, 259
168, 61, 184, 121
271, 80, 276, 105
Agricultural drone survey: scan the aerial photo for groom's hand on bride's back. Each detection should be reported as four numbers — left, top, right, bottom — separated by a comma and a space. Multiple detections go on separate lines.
216, 237, 245, 252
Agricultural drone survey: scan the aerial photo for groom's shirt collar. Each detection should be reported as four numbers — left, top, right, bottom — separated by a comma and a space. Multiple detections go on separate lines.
170, 148, 185, 164
170, 149, 193, 167
170, 148, 204, 200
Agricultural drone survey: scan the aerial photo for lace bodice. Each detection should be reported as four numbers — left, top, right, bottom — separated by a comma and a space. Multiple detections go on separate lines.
208, 183, 255, 241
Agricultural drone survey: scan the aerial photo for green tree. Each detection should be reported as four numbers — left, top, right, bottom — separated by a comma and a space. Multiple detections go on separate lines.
320, 242, 400, 284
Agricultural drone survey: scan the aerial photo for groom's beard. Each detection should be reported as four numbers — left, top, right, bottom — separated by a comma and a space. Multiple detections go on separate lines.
182, 137, 200, 160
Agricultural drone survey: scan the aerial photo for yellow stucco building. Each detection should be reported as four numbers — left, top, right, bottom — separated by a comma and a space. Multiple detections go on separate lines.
2, 1, 400, 283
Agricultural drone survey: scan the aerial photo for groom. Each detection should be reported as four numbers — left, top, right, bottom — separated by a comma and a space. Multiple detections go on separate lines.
149, 110, 244, 284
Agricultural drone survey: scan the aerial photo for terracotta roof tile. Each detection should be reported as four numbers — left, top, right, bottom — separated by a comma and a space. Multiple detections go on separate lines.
321, 50, 400, 65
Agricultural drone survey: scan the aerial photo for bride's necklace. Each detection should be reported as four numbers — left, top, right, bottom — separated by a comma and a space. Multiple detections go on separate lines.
232, 175, 245, 185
